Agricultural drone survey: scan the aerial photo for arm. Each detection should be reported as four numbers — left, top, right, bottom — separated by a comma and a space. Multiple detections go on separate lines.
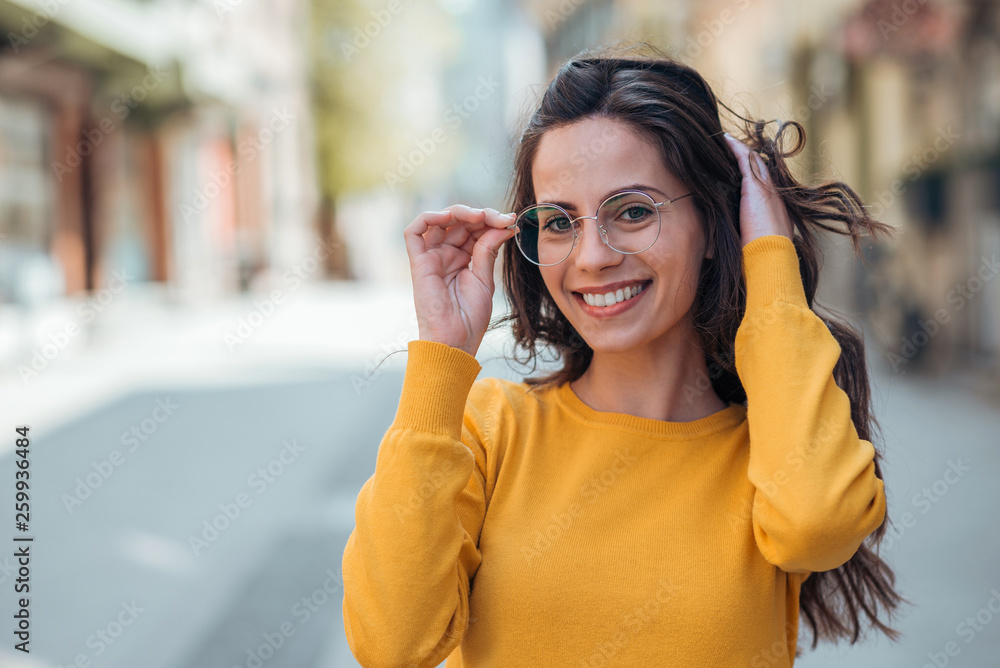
735, 234, 886, 574
342, 339, 494, 667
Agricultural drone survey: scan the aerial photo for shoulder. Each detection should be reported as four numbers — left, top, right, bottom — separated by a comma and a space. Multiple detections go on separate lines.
465, 376, 557, 437
468, 376, 553, 412
464, 377, 557, 476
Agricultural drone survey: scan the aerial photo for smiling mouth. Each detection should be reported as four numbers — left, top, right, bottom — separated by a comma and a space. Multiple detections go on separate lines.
572, 279, 652, 307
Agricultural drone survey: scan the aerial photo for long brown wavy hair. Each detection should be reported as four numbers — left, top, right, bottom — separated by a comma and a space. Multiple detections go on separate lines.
489, 44, 907, 654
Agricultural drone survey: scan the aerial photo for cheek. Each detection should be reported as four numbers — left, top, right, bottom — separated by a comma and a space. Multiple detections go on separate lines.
648, 247, 704, 302
659, 226, 707, 278
539, 268, 578, 318
539, 268, 562, 297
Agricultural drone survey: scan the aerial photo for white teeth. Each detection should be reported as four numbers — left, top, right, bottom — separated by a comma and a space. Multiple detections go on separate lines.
581, 281, 646, 307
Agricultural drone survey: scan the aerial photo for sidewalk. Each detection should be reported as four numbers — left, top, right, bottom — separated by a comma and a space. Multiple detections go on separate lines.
0, 279, 518, 449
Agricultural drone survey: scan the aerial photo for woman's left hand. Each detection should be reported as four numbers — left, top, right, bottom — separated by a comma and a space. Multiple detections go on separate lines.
723, 132, 795, 249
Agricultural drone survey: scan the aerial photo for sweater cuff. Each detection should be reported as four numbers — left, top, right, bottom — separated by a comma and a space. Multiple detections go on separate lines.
742, 234, 808, 310
391, 339, 483, 439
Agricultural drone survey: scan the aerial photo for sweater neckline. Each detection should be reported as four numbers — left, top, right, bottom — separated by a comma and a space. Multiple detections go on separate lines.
553, 380, 746, 439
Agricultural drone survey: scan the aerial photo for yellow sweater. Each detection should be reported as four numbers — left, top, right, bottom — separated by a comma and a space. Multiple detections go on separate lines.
341, 234, 887, 667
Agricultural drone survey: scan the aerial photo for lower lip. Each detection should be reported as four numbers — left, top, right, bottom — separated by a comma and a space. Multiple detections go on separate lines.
573, 281, 651, 318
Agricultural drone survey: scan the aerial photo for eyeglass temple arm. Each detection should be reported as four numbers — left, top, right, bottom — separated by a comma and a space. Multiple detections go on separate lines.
655, 193, 694, 206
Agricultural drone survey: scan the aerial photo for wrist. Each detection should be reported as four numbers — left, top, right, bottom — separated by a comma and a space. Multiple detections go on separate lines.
741, 234, 808, 310
417, 337, 477, 358
393, 340, 483, 438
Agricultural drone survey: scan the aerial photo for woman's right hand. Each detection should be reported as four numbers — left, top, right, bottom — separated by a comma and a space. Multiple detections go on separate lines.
403, 205, 517, 357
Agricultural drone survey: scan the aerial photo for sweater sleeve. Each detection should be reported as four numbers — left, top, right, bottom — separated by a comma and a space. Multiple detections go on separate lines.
735, 234, 886, 574
342, 338, 493, 667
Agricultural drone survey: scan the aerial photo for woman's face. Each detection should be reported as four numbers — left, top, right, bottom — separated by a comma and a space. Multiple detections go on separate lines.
530, 117, 712, 355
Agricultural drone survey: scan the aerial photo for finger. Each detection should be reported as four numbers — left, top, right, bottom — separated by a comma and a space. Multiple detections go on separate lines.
405, 207, 484, 258
723, 131, 751, 156
751, 152, 777, 191
438, 204, 489, 228
470, 226, 514, 289
403, 214, 435, 260
723, 133, 773, 187
753, 151, 770, 173
414, 206, 489, 235
443, 208, 515, 249
482, 208, 518, 230
723, 132, 754, 177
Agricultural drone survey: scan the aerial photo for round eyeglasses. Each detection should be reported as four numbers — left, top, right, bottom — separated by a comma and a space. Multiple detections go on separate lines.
505, 189, 693, 266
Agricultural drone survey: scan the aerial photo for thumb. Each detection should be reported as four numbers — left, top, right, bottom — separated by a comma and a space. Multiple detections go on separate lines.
470, 227, 514, 290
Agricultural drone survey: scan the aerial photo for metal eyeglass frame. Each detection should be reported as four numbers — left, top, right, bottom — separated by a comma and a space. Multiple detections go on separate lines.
504, 189, 694, 267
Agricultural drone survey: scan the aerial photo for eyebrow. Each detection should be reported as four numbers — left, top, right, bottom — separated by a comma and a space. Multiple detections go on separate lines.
540, 184, 671, 211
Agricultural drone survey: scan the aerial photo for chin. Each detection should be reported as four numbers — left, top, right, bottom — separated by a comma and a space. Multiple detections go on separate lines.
575, 329, 647, 355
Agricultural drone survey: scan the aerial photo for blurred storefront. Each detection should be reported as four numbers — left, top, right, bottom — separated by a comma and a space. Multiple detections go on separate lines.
0, 0, 323, 307
837, 0, 1000, 374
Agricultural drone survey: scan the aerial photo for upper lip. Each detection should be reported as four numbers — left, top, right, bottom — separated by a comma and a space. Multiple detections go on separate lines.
572, 279, 651, 295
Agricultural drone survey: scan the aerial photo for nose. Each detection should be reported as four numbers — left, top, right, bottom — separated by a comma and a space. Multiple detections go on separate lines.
571, 218, 622, 271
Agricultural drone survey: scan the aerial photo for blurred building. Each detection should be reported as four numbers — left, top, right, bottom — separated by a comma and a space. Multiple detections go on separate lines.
0, 0, 322, 306
311, 0, 545, 284
836, 0, 1000, 376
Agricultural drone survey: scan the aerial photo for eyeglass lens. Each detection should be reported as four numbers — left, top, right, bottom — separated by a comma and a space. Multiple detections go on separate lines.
514, 191, 662, 266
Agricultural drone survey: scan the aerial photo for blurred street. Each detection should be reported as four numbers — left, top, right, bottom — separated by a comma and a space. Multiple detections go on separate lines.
0, 282, 520, 668
0, 284, 997, 667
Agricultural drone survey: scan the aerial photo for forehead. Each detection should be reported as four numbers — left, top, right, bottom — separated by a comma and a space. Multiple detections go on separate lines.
532, 118, 678, 205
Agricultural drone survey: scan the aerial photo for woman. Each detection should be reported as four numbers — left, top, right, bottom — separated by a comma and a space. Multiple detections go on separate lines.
342, 47, 904, 667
